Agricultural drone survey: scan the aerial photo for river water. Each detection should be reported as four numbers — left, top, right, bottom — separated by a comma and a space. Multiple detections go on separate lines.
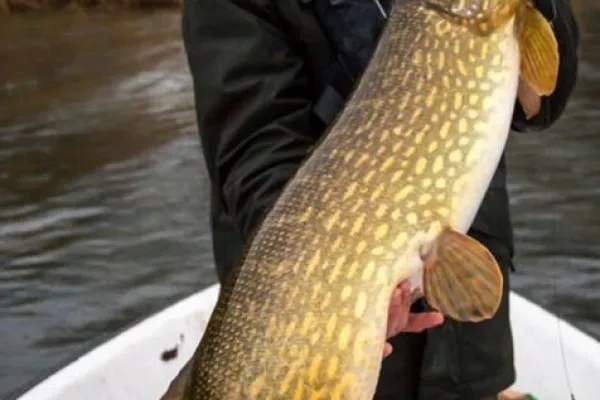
0, 6, 599, 399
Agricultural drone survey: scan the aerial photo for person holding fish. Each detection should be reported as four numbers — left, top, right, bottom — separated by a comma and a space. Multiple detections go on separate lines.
174, 0, 580, 399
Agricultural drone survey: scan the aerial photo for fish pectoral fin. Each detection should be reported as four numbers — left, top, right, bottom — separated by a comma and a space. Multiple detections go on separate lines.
422, 228, 503, 323
518, 4, 560, 102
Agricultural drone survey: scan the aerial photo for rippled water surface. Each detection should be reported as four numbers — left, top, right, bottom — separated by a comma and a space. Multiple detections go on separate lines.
1, 5, 599, 399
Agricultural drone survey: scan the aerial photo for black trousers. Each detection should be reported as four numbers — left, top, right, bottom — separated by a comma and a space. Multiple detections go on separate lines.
374, 246, 515, 400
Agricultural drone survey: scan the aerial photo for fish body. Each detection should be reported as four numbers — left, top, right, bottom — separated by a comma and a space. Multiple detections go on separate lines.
161, 0, 558, 399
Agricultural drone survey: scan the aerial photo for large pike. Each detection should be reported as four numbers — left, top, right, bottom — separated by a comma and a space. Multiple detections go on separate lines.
162, 0, 558, 398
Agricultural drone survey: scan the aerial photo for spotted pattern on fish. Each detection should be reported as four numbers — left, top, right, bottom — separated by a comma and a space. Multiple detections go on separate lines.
175, 0, 522, 399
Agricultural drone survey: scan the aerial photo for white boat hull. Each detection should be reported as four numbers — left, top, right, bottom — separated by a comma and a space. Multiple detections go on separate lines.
15, 285, 600, 400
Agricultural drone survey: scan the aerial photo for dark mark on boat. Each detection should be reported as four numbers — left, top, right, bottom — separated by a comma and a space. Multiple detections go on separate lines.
161, 346, 179, 362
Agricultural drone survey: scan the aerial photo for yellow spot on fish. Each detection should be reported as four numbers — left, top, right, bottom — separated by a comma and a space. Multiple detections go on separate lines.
425, 87, 438, 107
457, 59, 467, 76
285, 320, 296, 336
324, 210, 341, 231
344, 149, 355, 163
300, 312, 314, 335
466, 139, 484, 166
362, 261, 376, 280
391, 170, 403, 183
438, 207, 450, 217
331, 373, 353, 400
454, 93, 463, 110
418, 193, 432, 205
432, 156, 444, 173
435, 20, 451, 36
356, 241, 367, 254
376, 265, 389, 284
364, 170, 376, 184
449, 149, 462, 162
391, 209, 401, 220
310, 331, 321, 346
380, 157, 394, 172
440, 121, 451, 139
428, 141, 438, 153
370, 184, 385, 202
342, 183, 357, 202
375, 204, 388, 218
474, 121, 487, 132
392, 232, 408, 249
407, 212, 418, 225
442, 75, 451, 89
411, 108, 423, 123
279, 368, 295, 395
413, 49, 424, 65
435, 178, 447, 188
458, 119, 468, 133
414, 127, 427, 144
492, 53, 502, 66
341, 285, 352, 301
306, 250, 321, 277
415, 158, 427, 175
320, 292, 332, 311
327, 357, 339, 380
329, 255, 346, 284
356, 153, 369, 167
422, 178, 432, 188
354, 292, 367, 318
308, 354, 323, 383
370, 246, 385, 256
325, 314, 338, 341
338, 324, 352, 350
394, 185, 414, 202
375, 224, 389, 240
481, 42, 489, 58
475, 66, 484, 78
249, 375, 266, 399
332, 236, 343, 251
469, 94, 479, 106
293, 378, 305, 400
351, 214, 365, 236
299, 207, 313, 223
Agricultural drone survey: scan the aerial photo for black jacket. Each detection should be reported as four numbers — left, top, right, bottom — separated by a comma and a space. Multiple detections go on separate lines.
182, 0, 580, 283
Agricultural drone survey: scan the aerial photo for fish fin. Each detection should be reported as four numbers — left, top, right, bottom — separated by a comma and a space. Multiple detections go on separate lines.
422, 228, 503, 322
519, 4, 559, 98
517, 76, 542, 120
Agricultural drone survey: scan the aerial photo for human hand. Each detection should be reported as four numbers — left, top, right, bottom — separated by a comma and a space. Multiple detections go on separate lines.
383, 280, 444, 357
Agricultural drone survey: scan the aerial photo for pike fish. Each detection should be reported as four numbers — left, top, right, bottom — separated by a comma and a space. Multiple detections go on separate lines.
161, 0, 559, 398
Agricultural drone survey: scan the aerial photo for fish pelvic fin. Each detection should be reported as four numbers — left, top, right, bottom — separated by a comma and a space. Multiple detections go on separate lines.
422, 227, 503, 323
517, 2, 560, 119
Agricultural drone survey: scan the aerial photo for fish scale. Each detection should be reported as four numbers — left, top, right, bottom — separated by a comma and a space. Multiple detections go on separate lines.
160, 0, 560, 399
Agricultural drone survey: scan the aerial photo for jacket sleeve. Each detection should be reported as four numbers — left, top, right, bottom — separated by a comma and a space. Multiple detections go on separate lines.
182, 0, 320, 243
512, 0, 580, 132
